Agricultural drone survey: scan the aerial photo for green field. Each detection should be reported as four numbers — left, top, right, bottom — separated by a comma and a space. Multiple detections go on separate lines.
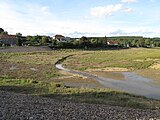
0, 48, 160, 109
64, 48, 160, 83
0, 50, 73, 81
64, 48, 160, 70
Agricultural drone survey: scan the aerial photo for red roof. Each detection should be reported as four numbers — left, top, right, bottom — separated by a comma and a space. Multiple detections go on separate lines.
0, 35, 16, 39
107, 41, 119, 45
55, 34, 64, 38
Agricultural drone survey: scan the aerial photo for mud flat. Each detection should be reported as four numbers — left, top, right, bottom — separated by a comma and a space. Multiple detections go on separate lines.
56, 64, 160, 100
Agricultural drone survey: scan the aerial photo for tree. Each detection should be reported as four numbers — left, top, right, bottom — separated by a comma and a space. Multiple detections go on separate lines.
16, 33, 22, 46
79, 36, 91, 48
41, 36, 48, 45
0, 28, 8, 35
0, 28, 4, 34
16, 33, 22, 36
90, 38, 98, 47
2, 31, 8, 35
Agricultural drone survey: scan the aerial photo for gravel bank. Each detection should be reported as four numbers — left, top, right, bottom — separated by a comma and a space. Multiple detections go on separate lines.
0, 91, 159, 120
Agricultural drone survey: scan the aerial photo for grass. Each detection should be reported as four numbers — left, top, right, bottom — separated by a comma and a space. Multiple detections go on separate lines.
0, 50, 76, 81
64, 48, 160, 71
63, 48, 160, 84
0, 77, 160, 109
0, 48, 160, 110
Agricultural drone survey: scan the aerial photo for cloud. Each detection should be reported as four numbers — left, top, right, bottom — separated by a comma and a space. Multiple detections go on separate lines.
90, 4, 122, 18
0, 0, 159, 38
110, 29, 126, 35
0, 1, 57, 35
0, 1, 96, 37
109, 28, 160, 37
67, 31, 101, 37
123, 8, 134, 13
121, 0, 137, 3
150, 0, 156, 2
41, 6, 50, 14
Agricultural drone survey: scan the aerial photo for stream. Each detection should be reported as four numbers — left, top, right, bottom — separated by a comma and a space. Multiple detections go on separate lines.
56, 64, 160, 100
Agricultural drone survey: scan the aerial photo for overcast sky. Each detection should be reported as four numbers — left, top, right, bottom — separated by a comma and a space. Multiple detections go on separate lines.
0, 0, 160, 37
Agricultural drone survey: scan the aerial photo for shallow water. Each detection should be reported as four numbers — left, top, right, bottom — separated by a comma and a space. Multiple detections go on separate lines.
56, 64, 160, 100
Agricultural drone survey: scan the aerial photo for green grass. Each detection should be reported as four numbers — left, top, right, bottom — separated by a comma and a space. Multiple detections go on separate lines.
0, 50, 77, 81
0, 77, 160, 109
64, 48, 160, 70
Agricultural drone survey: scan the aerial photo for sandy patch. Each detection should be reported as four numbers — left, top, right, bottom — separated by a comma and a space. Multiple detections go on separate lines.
30, 68, 38, 71
134, 58, 159, 62
146, 58, 159, 61
86, 67, 129, 72
58, 70, 88, 79
150, 63, 160, 69
134, 59, 144, 62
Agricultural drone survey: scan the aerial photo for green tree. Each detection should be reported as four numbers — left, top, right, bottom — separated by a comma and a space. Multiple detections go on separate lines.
0, 28, 4, 34
0, 28, 8, 35
79, 36, 91, 48
41, 36, 48, 45
16, 33, 22, 46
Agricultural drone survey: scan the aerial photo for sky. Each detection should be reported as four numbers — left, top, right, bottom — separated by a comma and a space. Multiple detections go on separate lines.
0, 0, 160, 37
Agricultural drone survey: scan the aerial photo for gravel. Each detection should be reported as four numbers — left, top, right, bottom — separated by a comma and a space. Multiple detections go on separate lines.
0, 91, 159, 120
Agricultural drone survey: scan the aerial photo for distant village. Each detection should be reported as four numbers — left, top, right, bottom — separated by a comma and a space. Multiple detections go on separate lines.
0, 28, 160, 49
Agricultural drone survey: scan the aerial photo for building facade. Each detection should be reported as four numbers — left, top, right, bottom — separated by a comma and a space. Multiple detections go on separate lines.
0, 35, 17, 46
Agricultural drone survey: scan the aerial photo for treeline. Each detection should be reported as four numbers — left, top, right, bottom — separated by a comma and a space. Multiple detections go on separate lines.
1, 27, 160, 48
24, 36, 160, 49
49, 36, 160, 49
25, 35, 53, 46
0, 28, 8, 35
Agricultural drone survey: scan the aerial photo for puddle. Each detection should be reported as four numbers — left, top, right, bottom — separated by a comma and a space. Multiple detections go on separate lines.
97, 74, 160, 100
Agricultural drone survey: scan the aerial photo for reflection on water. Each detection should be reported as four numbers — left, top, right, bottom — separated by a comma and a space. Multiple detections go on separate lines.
122, 72, 151, 82
98, 72, 160, 100
56, 64, 160, 100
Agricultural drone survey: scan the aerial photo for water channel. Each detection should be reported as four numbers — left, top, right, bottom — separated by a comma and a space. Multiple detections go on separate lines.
56, 64, 160, 100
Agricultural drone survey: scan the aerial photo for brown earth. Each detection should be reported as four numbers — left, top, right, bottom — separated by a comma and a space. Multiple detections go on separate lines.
88, 71, 125, 80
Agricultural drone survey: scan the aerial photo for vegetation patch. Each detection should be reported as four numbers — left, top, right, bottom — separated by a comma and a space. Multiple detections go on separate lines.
64, 48, 160, 71
0, 50, 75, 81
0, 77, 160, 109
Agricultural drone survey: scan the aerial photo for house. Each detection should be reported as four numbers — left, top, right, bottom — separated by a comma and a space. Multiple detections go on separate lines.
0, 34, 17, 46
54, 34, 70, 42
54, 34, 64, 41
107, 41, 119, 47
